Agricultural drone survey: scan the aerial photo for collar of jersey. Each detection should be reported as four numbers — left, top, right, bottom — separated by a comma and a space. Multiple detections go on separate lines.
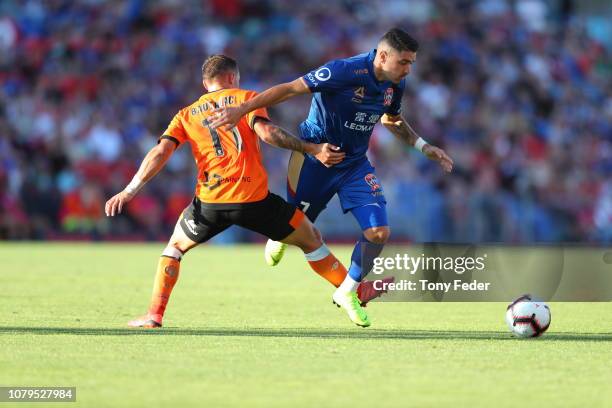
202, 88, 229, 96
367, 48, 386, 86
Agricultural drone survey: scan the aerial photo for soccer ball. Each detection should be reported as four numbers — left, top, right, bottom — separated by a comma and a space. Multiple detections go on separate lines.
505, 294, 551, 338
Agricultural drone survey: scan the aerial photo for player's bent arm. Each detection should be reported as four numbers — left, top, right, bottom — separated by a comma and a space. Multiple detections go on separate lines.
381, 113, 454, 173
253, 118, 315, 154
381, 113, 420, 147
129, 138, 176, 188
242, 78, 310, 113
209, 78, 310, 129
253, 118, 345, 167
104, 139, 176, 216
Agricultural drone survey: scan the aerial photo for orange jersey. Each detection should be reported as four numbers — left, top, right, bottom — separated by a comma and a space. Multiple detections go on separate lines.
161, 89, 270, 204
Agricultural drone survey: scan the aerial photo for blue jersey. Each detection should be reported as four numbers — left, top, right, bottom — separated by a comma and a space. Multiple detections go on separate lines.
300, 49, 405, 168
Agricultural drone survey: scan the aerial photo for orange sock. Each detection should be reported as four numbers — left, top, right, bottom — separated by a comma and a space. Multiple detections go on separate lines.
148, 256, 181, 317
305, 245, 348, 287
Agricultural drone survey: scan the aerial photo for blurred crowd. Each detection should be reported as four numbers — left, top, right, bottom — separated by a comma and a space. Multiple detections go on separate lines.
0, 0, 610, 243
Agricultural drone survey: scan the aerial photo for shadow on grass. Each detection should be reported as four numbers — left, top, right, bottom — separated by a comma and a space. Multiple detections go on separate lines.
1, 326, 611, 341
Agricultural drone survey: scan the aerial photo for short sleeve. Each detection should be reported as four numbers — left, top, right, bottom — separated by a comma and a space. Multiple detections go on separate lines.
302, 60, 353, 93
160, 112, 187, 147
244, 91, 270, 129
385, 80, 405, 116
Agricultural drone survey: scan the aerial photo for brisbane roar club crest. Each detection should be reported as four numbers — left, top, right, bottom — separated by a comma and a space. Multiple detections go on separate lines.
364, 173, 382, 193
383, 87, 394, 106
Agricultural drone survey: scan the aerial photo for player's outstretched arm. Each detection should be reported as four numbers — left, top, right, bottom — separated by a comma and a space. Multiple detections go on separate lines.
104, 139, 176, 216
381, 113, 454, 173
209, 78, 310, 130
253, 118, 345, 167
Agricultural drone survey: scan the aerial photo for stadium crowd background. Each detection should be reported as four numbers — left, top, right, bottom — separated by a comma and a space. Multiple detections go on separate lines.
0, 0, 610, 243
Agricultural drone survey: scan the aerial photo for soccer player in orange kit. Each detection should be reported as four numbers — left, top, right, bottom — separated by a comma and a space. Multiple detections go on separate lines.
105, 55, 385, 328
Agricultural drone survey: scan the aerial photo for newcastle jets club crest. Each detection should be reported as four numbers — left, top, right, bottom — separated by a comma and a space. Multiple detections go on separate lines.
364, 173, 382, 192
383, 87, 393, 106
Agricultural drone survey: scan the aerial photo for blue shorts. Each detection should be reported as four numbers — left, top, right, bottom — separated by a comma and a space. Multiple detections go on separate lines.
285, 153, 388, 228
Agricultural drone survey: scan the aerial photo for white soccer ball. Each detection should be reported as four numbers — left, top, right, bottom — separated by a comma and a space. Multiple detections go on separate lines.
505, 295, 551, 338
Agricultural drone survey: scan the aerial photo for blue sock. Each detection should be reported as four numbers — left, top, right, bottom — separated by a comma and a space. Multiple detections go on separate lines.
347, 236, 385, 282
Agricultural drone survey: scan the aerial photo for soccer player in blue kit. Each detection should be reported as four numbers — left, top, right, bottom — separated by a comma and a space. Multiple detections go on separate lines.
211, 28, 453, 327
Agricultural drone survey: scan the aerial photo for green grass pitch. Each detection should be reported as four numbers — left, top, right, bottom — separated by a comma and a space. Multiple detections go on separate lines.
1, 243, 610, 407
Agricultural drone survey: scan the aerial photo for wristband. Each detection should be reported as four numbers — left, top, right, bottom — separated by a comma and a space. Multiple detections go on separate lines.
415, 137, 428, 152
124, 175, 145, 195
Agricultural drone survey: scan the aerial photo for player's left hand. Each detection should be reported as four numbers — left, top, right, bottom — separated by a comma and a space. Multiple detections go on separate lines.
423, 144, 454, 173
104, 191, 135, 217
209, 106, 244, 130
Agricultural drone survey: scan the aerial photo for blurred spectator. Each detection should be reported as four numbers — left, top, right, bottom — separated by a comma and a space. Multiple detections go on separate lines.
59, 182, 106, 234
0, 0, 610, 243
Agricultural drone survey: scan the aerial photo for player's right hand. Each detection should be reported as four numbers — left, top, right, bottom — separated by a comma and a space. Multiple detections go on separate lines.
104, 191, 135, 217
209, 106, 243, 130
309, 143, 345, 167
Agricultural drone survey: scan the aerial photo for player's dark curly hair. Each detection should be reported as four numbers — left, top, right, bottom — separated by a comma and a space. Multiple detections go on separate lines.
381, 28, 419, 52
202, 55, 238, 81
